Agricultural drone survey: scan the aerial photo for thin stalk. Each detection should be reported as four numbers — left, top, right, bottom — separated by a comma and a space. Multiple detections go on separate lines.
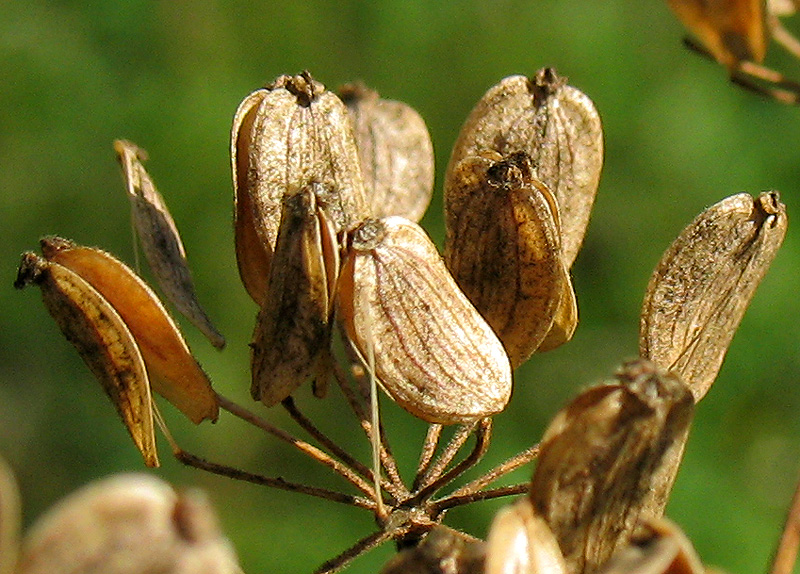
412, 424, 442, 491
448, 443, 539, 498
414, 421, 480, 493
313, 527, 401, 574
770, 472, 800, 574
432, 483, 530, 514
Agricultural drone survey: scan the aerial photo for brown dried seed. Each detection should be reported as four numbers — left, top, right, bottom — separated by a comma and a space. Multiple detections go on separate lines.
250, 184, 339, 407
444, 151, 575, 367
15, 474, 243, 574
336, 216, 513, 424
640, 191, 787, 402
381, 527, 486, 574
113, 139, 225, 349
39, 236, 219, 424
446, 70, 603, 268
15, 252, 158, 467
485, 499, 567, 574
339, 82, 435, 222
529, 359, 695, 574
231, 71, 368, 305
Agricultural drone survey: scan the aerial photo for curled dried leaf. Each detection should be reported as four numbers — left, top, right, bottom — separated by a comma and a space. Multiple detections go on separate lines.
446, 70, 603, 268
15, 252, 158, 467
337, 216, 513, 424
381, 527, 485, 574
339, 82, 435, 222
114, 139, 225, 349
640, 191, 787, 402
530, 359, 695, 574
16, 474, 243, 574
231, 71, 368, 305
444, 151, 575, 367
250, 184, 339, 406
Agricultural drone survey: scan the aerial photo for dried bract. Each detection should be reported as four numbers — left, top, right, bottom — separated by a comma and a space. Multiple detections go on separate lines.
640, 191, 787, 402
337, 216, 512, 424
446, 70, 603, 268
339, 82, 435, 222
381, 527, 485, 574
114, 139, 225, 349
444, 150, 576, 367
15, 474, 243, 574
250, 185, 339, 406
529, 359, 695, 574
231, 71, 368, 304
14, 252, 158, 467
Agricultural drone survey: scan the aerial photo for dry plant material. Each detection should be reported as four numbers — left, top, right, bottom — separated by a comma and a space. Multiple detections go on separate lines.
529, 359, 695, 574
381, 527, 485, 574
446, 69, 603, 268
640, 191, 787, 402
15, 474, 243, 574
666, 0, 800, 103
231, 71, 368, 305
337, 216, 512, 424
444, 150, 576, 367
250, 185, 339, 406
114, 140, 225, 349
14, 251, 158, 467
0, 458, 20, 574
485, 498, 567, 574
339, 82, 435, 222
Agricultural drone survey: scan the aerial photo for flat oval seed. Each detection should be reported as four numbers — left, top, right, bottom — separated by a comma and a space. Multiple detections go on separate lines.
640, 191, 787, 402
337, 216, 513, 425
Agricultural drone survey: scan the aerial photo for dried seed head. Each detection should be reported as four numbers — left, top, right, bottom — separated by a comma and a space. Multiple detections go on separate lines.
337, 216, 513, 424
113, 139, 225, 349
381, 527, 486, 574
250, 184, 339, 406
446, 70, 603, 268
231, 71, 368, 305
444, 151, 576, 367
15, 474, 243, 574
530, 359, 695, 574
485, 499, 567, 574
15, 251, 158, 467
38, 236, 219, 424
640, 191, 787, 402
339, 82, 435, 222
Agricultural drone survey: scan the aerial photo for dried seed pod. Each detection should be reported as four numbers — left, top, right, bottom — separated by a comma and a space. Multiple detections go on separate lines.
529, 359, 695, 574
15, 252, 158, 467
381, 527, 485, 574
485, 499, 567, 574
446, 70, 603, 268
231, 71, 368, 305
640, 191, 787, 402
16, 474, 243, 574
38, 236, 219, 424
337, 216, 513, 424
114, 139, 225, 349
0, 457, 20, 574
339, 82, 435, 222
444, 151, 576, 367
250, 184, 339, 406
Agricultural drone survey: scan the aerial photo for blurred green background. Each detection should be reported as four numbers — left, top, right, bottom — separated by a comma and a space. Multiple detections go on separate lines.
3, 1, 800, 573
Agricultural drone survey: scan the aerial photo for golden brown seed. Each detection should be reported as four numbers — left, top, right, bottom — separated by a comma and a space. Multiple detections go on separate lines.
113, 139, 225, 349
250, 185, 339, 407
381, 527, 486, 574
640, 191, 787, 402
446, 70, 603, 268
336, 216, 513, 424
15, 252, 158, 467
529, 359, 695, 574
231, 71, 368, 305
39, 237, 219, 424
339, 82, 434, 222
444, 151, 575, 367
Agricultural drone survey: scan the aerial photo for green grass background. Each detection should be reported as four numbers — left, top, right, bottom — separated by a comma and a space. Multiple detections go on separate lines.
3, 1, 800, 573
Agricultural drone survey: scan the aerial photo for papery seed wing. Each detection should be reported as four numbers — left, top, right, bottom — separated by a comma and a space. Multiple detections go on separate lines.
536, 263, 578, 353
530, 359, 695, 574
250, 185, 338, 407
15, 253, 158, 467
640, 192, 787, 402
39, 237, 219, 424
114, 140, 225, 349
446, 71, 603, 268
231, 72, 368, 305
339, 83, 434, 222
337, 216, 512, 424
444, 152, 567, 367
